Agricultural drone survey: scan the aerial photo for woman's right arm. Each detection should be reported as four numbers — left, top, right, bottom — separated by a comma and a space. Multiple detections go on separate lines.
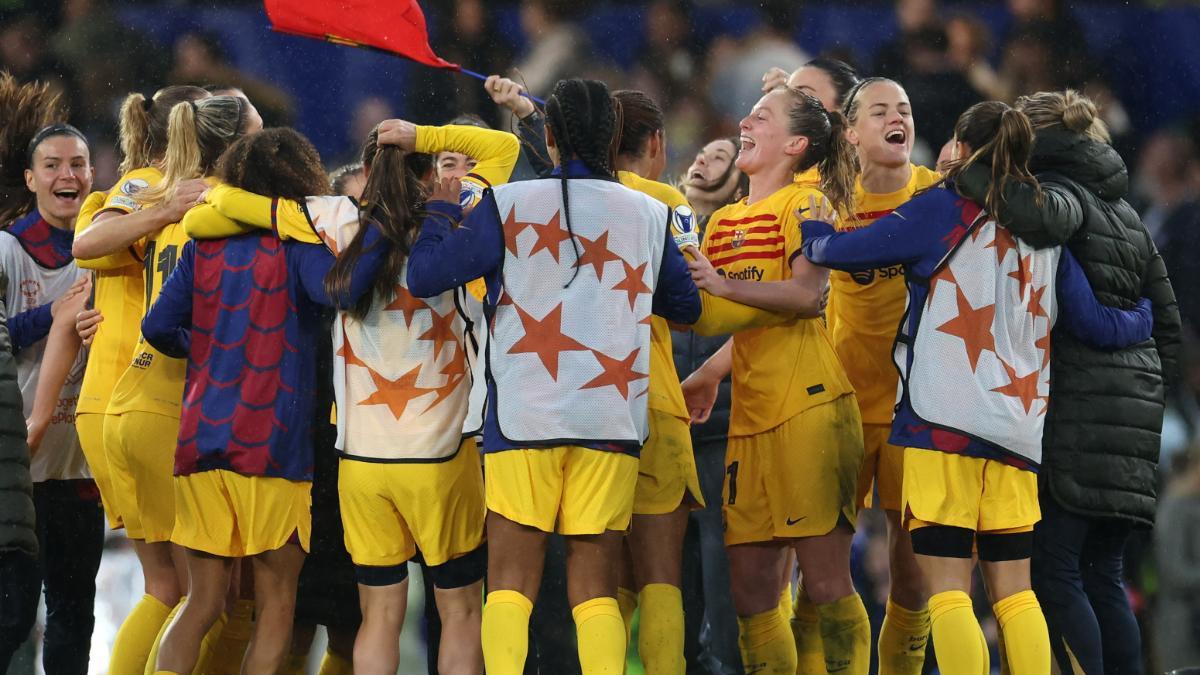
955, 164, 1084, 248
195, 184, 322, 244
73, 179, 206, 261
406, 185, 503, 298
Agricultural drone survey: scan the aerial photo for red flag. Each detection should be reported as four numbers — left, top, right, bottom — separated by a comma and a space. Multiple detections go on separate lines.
264, 0, 458, 70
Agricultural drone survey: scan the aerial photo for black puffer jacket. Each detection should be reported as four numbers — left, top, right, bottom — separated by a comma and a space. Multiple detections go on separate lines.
959, 126, 1181, 527
0, 271, 36, 555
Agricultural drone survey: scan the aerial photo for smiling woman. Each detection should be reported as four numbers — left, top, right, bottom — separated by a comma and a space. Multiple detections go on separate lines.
25, 125, 91, 228
679, 86, 871, 675
825, 76, 944, 675
0, 113, 101, 675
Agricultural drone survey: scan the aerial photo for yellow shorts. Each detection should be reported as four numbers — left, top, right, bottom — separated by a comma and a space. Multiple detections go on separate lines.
856, 423, 905, 511
339, 440, 485, 569
172, 469, 311, 557
901, 447, 1040, 534
634, 409, 705, 515
103, 411, 179, 543
723, 394, 864, 546
76, 413, 122, 530
484, 446, 638, 535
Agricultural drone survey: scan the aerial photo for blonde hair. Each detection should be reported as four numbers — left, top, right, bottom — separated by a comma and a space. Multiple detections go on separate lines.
1016, 90, 1111, 144
140, 95, 248, 204
117, 86, 209, 175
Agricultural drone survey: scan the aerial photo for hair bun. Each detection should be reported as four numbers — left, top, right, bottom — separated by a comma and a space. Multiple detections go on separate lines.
1061, 93, 1098, 133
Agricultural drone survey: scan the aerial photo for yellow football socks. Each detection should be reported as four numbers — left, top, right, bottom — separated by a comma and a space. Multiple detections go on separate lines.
573, 597, 627, 675
878, 597, 930, 675
193, 610, 228, 672
739, 608, 798, 674
109, 594, 172, 675
204, 598, 253, 675
791, 587, 824, 675
777, 585, 794, 626
816, 593, 870, 675
929, 590, 988, 675
617, 585, 638, 648
993, 591, 1050, 675
142, 596, 184, 675
482, 590, 533, 675
317, 648, 354, 675
638, 583, 684, 675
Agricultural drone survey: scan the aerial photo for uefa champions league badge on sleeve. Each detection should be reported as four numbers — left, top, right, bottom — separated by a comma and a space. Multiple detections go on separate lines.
460, 180, 485, 210
672, 206, 699, 249
111, 177, 151, 211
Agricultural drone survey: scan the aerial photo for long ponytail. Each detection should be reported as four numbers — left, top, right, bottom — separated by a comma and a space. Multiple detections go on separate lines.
945, 101, 1040, 217
783, 88, 857, 216
140, 95, 248, 205
117, 86, 209, 175
325, 127, 425, 319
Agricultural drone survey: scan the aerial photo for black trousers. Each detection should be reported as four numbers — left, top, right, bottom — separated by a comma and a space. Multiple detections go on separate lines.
32, 480, 104, 675
0, 550, 39, 672
1032, 495, 1141, 675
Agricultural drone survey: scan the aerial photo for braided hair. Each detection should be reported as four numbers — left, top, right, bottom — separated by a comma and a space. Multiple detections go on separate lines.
543, 78, 617, 287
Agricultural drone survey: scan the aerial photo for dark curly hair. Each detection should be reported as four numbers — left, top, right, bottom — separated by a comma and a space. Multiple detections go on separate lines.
215, 127, 329, 202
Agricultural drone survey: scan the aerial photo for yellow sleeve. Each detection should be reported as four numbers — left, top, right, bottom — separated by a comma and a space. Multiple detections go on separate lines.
415, 124, 520, 189
181, 204, 253, 239
691, 292, 795, 336
690, 217, 797, 335
466, 278, 487, 302
73, 191, 142, 270
198, 184, 321, 244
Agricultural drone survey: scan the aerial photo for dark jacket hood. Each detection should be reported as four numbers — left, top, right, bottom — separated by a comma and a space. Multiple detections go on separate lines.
1030, 125, 1129, 201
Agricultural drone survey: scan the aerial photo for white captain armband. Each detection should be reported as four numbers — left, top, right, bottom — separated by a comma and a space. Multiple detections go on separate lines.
671, 205, 699, 250
459, 179, 486, 211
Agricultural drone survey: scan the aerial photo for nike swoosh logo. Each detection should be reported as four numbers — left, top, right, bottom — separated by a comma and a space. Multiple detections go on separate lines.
786, 516, 806, 526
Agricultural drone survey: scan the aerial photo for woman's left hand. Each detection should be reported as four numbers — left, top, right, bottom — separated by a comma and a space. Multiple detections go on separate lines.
686, 246, 728, 296
430, 176, 462, 205
377, 119, 418, 151
798, 194, 836, 225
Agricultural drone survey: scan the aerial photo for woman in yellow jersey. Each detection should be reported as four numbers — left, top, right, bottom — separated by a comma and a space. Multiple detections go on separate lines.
605, 89, 705, 674
184, 120, 519, 675
70, 85, 215, 675
831, 77, 943, 675
681, 87, 871, 675
75, 95, 261, 675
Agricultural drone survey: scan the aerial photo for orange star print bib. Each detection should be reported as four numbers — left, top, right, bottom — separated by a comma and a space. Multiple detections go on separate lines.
897, 212, 1060, 466
307, 195, 472, 461
488, 178, 670, 446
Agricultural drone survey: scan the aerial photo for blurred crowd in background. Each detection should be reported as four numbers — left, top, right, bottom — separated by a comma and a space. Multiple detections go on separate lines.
4, 0, 1200, 672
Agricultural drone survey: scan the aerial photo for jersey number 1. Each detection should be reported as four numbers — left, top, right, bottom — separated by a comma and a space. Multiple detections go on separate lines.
143, 241, 179, 308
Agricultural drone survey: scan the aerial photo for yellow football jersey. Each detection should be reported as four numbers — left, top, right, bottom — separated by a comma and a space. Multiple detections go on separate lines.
825, 165, 941, 425
696, 178, 854, 437
617, 171, 690, 421
74, 167, 161, 415
106, 177, 217, 419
